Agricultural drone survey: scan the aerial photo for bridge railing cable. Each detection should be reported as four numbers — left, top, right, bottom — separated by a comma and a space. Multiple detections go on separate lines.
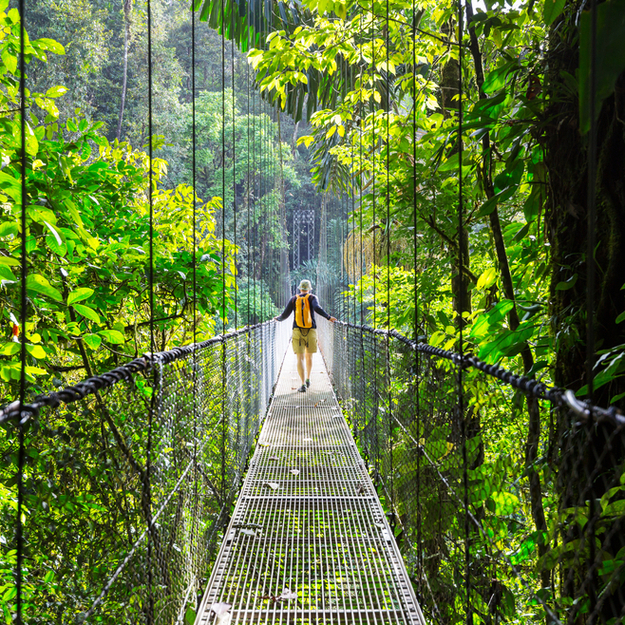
318, 318, 625, 625
0, 320, 290, 624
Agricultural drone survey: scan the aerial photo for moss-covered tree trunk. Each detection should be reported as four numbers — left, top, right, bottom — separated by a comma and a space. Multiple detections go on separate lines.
543, 4, 625, 619
544, 6, 625, 407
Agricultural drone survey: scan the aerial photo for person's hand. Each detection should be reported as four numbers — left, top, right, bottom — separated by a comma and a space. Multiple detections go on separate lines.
330, 317, 337, 323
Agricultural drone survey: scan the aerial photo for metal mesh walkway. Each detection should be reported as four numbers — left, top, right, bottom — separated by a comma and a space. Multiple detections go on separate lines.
195, 349, 426, 624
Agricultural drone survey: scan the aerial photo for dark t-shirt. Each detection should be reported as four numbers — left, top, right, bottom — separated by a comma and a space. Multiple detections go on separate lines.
276, 293, 332, 329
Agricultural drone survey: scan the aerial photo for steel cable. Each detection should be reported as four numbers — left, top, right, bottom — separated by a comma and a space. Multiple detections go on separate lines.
455, 2, 471, 622
16, 0, 27, 620
146, 0, 156, 615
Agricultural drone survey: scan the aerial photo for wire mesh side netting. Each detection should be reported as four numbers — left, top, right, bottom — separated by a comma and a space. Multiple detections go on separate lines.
0, 321, 290, 625
317, 318, 625, 625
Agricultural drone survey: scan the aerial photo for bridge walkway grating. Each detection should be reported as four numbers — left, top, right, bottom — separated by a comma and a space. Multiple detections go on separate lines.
194, 349, 426, 624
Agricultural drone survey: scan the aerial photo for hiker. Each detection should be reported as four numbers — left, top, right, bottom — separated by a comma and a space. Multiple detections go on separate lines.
274, 279, 337, 392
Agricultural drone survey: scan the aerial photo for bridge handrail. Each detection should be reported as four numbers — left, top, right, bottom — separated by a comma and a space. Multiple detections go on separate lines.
332, 319, 625, 427
0, 321, 271, 424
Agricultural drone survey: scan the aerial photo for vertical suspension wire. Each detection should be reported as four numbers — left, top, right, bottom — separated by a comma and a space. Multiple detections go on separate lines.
246, 21, 251, 327
257, 110, 262, 318
190, 0, 199, 603
349, 59, 354, 328
411, 0, 423, 593
370, 0, 380, 481
277, 107, 286, 308
220, 0, 227, 500
341, 53, 346, 322
257, 86, 263, 321
385, 0, 394, 520
359, 22, 365, 329
232, 35, 238, 330
585, 0, 597, 400
146, 0, 156, 615
221, 15, 227, 333
370, 1, 377, 333
230, 30, 243, 470
456, 0, 470, 622
585, 0, 598, 616
251, 48, 257, 319
349, 61, 355, 328
358, 16, 367, 459
16, 0, 27, 621
266, 99, 271, 318
191, 1, 197, 355
258, 75, 262, 319
245, 4, 254, 448
266, 0, 272, 313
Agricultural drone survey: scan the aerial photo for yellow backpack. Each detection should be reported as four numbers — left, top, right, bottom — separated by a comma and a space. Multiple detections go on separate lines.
295, 293, 313, 328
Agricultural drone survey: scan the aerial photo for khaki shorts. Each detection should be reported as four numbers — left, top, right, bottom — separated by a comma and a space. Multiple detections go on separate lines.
292, 327, 318, 354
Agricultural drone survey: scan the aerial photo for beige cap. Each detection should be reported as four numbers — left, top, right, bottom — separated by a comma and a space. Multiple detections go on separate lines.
298, 279, 311, 291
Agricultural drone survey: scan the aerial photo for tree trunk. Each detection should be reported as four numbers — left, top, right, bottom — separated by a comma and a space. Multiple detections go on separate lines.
543, 3, 625, 619
544, 4, 625, 407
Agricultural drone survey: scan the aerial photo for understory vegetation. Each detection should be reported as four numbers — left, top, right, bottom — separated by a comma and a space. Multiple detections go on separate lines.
1, 0, 625, 621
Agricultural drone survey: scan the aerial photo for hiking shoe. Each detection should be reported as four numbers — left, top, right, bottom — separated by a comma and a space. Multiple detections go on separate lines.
306, 378, 310, 388
298, 384, 307, 393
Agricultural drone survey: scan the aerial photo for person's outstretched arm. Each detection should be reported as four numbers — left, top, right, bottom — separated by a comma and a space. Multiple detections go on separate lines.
311, 297, 337, 322
274, 297, 294, 322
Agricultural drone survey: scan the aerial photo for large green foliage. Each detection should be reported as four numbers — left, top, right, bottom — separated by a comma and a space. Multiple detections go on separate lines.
0, 4, 235, 404
0, 7, 241, 622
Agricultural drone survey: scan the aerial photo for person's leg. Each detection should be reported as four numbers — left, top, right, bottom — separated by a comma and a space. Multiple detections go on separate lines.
292, 328, 307, 391
305, 329, 317, 387
296, 352, 306, 384
305, 352, 313, 385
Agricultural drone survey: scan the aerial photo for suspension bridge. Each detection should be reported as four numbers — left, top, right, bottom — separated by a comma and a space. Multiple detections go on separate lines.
2, 312, 624, 623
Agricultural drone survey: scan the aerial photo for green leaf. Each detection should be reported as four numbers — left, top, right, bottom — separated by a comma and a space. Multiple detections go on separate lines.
81, 142, 92, 161
523, 189, 541, 223
67, 287, 94, 306
543, 0, 566, 26
0, 264, 16, 282
73, 303, 101, 324
0, 342, 20, 356
1, 49, 17, 74
0, 221, 19, 237
26, 274, 63, 301
513, 223, 530, 242
470, 300, 515, 339
46, 85, 68, 98
98, 329, 125, 344
43, 220, 63, 246
555, 273, 578, 291
83, 333, 102, 350
616, 311, 625, 324
471, 91, 506, 116
482, 60, 518, 95
26, 344, 46, 359
46, 232, 67, 256
477, 267, 497, 290
579, 0, 625, 135
25, 121, 39, 156
477, 195, 498, 217
479, 324, 535, 361
35, 38, 65, 54
0, 170, 22, 202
